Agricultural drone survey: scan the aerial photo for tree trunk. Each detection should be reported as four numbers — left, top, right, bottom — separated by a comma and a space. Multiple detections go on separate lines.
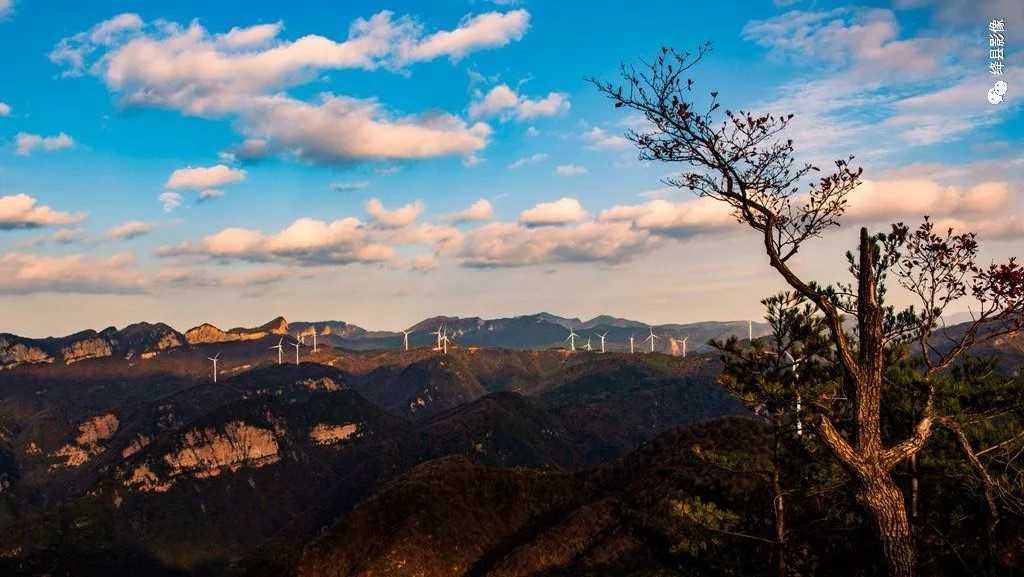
860, 472, 915, 577
909, 453, 919, 529
772, 433, 787, 577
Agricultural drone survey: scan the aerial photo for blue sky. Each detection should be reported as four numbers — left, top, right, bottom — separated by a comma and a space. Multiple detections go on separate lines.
0, 0, 1021, 336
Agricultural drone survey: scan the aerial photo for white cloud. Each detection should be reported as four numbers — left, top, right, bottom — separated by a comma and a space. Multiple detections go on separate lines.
198, 189, 225, 202
159, 192, 182, 212
520, 197, 589, 226
555, 164, 587, 176
845, 179, 1011, 220
0, 1, 11, 19
365, 197, 424, 228
582, 127, 630, 150
165, 164, 247, 190
331, 181, 370, 192
157, 217, 398, 267
217, 22, 284, 49
0, 194, 85, 230
508, 152, 548, 169
0, 102, 10, 116
459, 220, 658, 268
446, 199, 494, 223
396, 9, 530, 64
52, 9, 529, 164
15, 132, 74, 156
106, 220, 153, 240
469, 84, 570, 121
0, 252, 146, 294
598, 198, 737, 238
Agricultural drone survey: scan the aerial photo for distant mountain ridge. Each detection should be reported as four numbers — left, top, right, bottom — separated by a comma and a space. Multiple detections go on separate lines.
0, 312, 772, 370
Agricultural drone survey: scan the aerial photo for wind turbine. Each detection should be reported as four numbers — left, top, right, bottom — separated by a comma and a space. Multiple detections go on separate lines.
311, 326, 318, 353
207, 352, 221, 383
438, 327, 452, 355
270, 338, 284, 365
629, 334, 635, 354
642, 326, 659, 353
749, 320, 753, 341
565, 327, 578, 352
680, 336, 689, 358
291, 340, 301, 365
597, 332, 608, 354
402, 330, 411, 351
431, 325, 443, 351
585, 336, 592, 352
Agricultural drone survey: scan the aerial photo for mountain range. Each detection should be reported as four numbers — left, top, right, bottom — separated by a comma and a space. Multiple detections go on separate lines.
0, 313, 771, 371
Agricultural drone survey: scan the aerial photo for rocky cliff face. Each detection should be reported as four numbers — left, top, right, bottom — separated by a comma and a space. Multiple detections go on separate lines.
186, 317, 289, 344
0, 337, 53, 369
49, 413, 119, 469
61, 336, 114, 364
123, 420, 280, 493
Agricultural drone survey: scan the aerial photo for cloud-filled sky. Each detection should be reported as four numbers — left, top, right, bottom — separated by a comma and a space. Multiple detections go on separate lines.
0, 0, 1021, 336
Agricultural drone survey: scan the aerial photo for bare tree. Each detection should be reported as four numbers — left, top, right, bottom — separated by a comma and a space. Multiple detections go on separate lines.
592, 45, 1024, 577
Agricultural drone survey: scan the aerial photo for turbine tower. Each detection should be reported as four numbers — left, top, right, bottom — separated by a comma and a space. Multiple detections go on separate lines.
565, 327, 578, 352
270, 338, 284, 365
311, 326, 318, 353
431, 325, 443, 351
642, 326, 659, 353
585, 336, 592, 352
438, 327, 452, 355
207, 352, 221, 383
681, 336, 689, 358
291, 340, 301, 365
402, 330, 411, 351
597, 332, 608, 353
749, 320, 753, 341
629, 334, 635, 354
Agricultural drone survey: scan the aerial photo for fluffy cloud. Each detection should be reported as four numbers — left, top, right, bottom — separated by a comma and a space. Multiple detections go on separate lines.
198, 189, 225, 202
742, 8, 949, 80
0, 102, 10, 116
365, 198, 424, 228
106, 220, 153, 240
459, 220, 657, 268
469, 84, 570, 121
555, 164, 587, 176
238, 94, 491, 162
599, 198, 737, 238
508, 153, 547, 169
0, 252, 146, 294
52, 10, 527, 164
395, 9, 530, 64
582, 127, 630, 150
159, 192, 182, 212
845, 179, 1011, 220
15, 132, 74, 156
520, 197, 589, 226
446, 199, 494, 223
157, 217, 396, 266
165, 164, 247, 190
0, 194, 85, 230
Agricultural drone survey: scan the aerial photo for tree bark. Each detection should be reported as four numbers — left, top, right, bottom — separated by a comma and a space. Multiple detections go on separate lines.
861, 473, 916, 577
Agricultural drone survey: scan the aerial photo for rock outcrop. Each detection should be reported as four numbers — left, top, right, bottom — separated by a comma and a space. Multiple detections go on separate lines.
0, 337, 53, 369
124, 421, 280, 493
50, 413, 119, 469
61, 336, 114, 364
185, 317, 289, 344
